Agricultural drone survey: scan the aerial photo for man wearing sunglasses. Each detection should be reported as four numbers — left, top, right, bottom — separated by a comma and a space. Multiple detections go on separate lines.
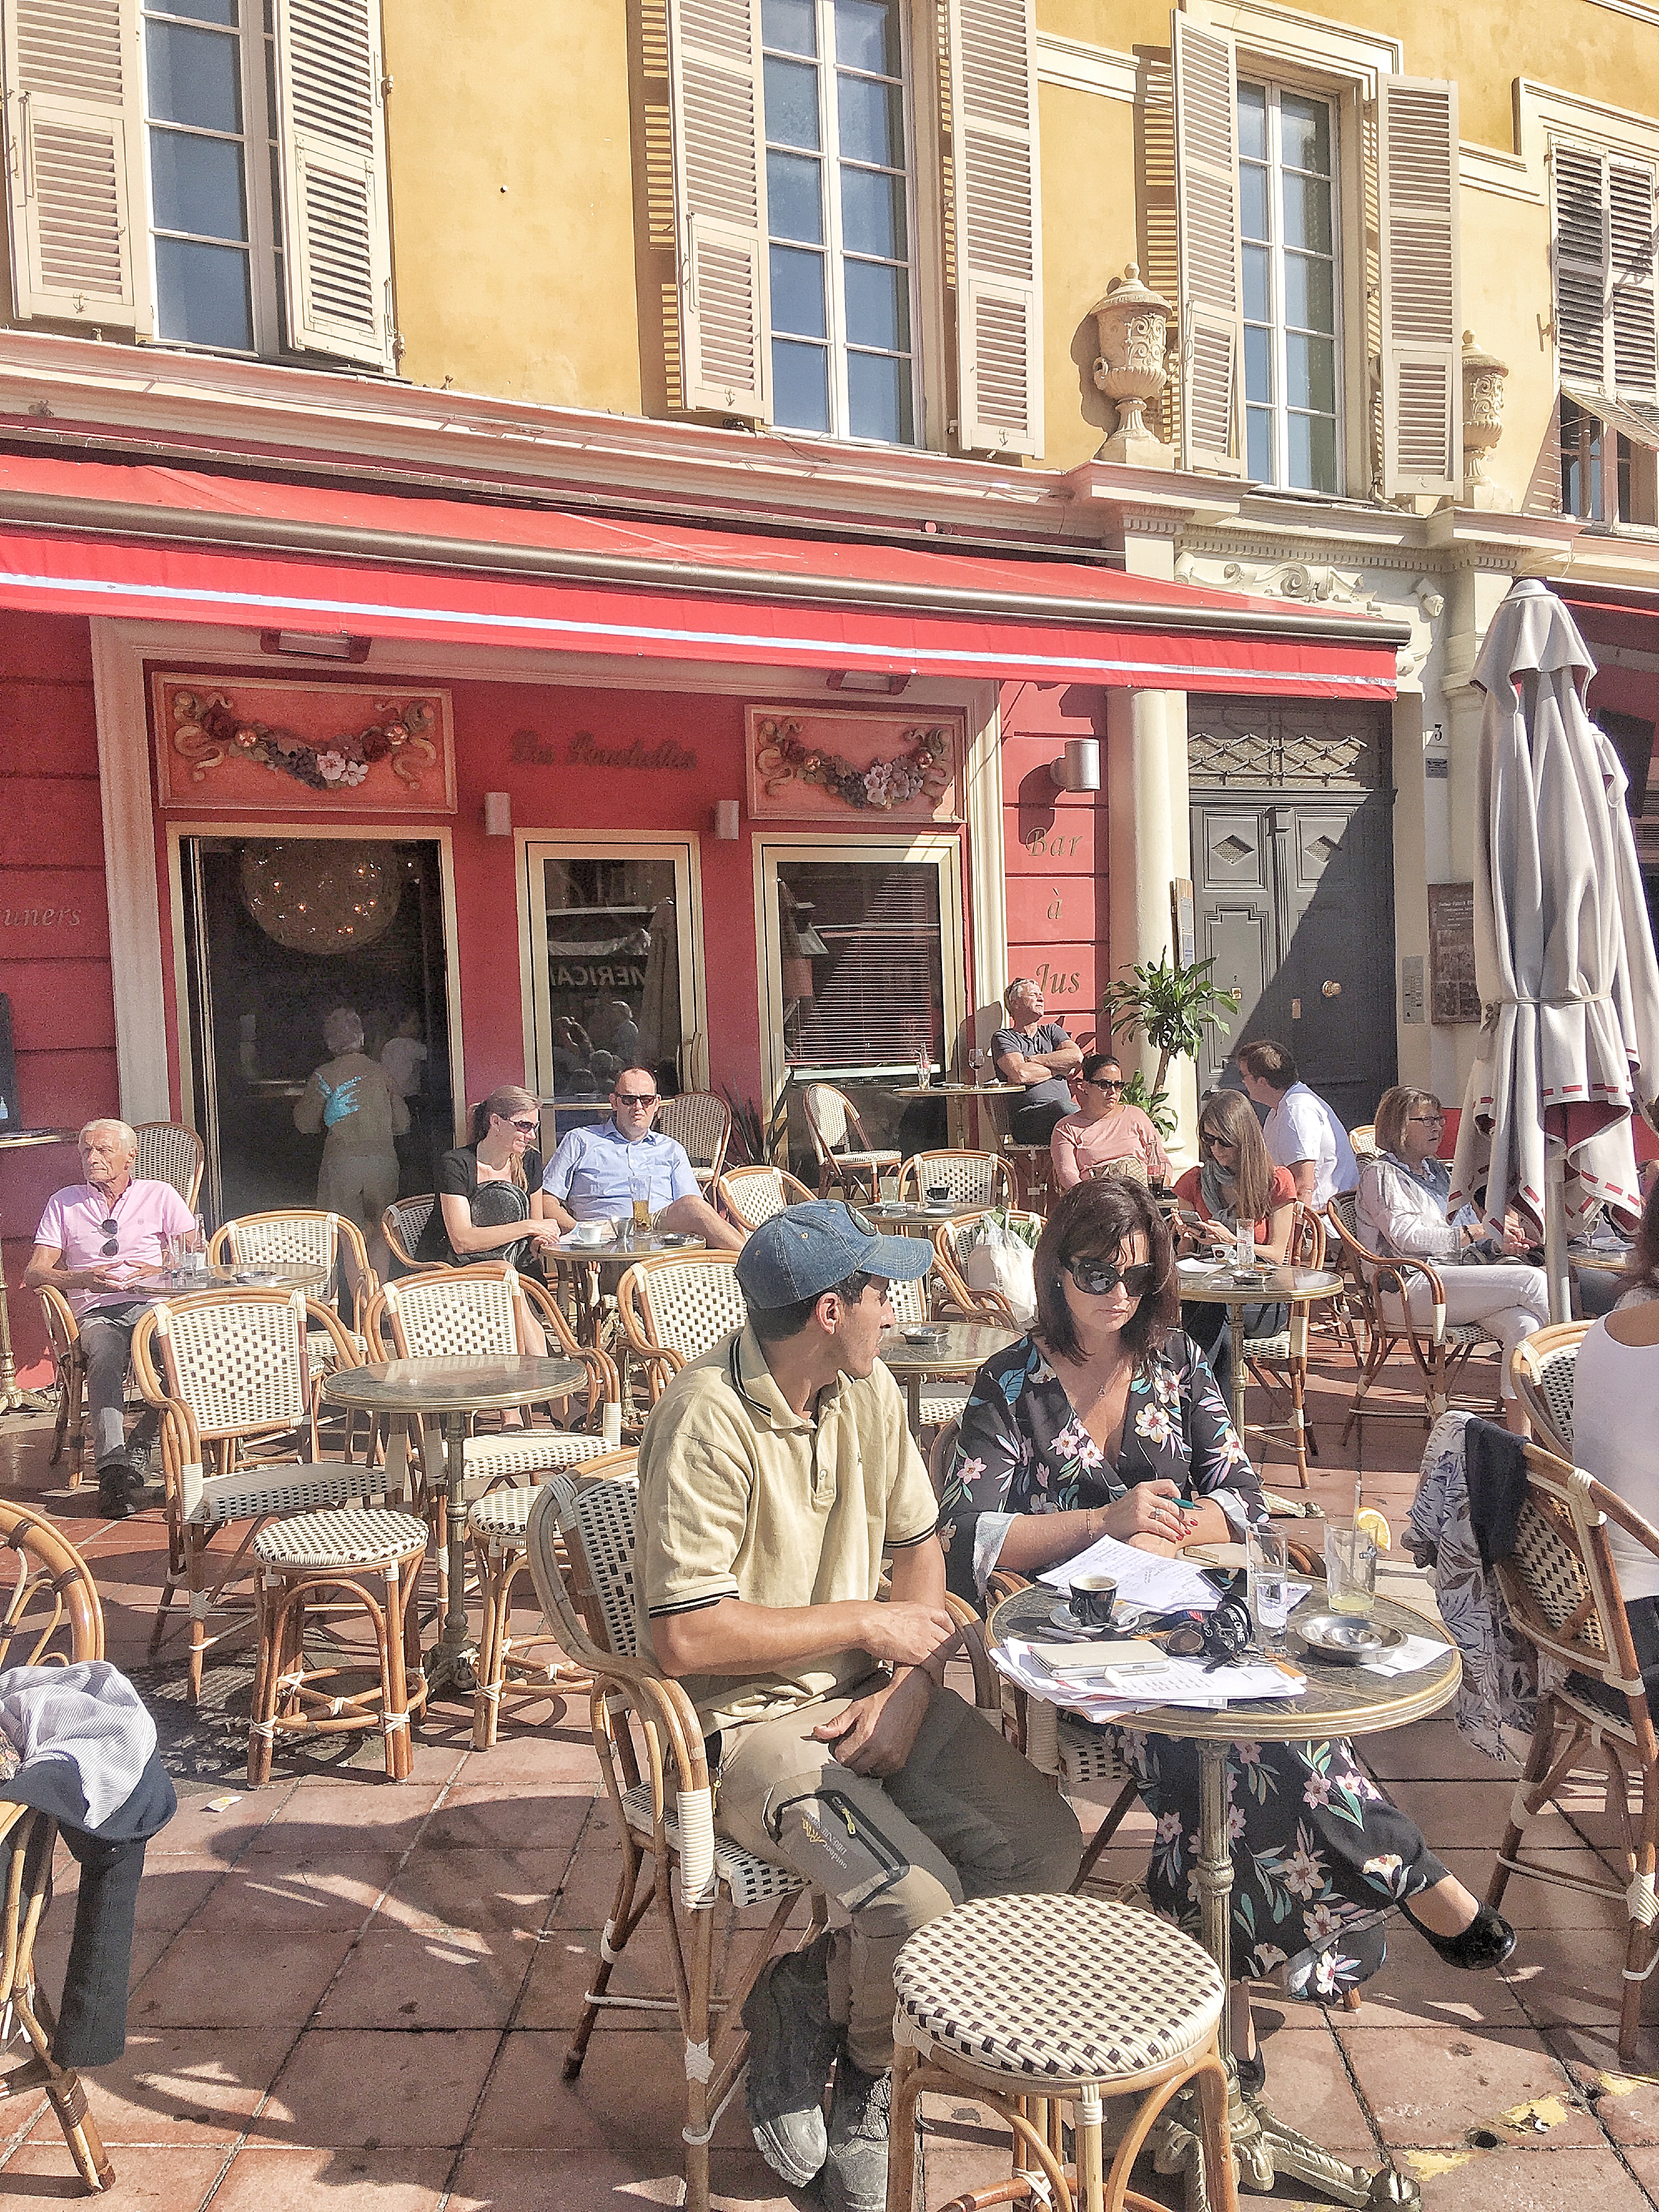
26, 1119, 197, 1519
540, 1065, 744, 1252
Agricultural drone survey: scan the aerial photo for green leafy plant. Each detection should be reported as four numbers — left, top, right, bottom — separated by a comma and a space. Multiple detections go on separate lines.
720, 1088, 768, 1167
1099, 952, 1235, 1105
1120, 1069, 1176, 1138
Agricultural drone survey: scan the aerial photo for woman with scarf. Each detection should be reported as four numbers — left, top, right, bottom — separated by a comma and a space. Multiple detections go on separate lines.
1170, 1088, 1295, 1411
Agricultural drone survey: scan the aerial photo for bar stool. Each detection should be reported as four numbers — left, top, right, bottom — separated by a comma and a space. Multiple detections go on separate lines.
886, 1892, 1234, 2212
1001, 1142, 1053, 1215
247, 1506, 429, 1784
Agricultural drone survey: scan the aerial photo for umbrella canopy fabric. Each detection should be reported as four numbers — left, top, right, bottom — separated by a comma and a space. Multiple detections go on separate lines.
1449, 580, 1659, 1260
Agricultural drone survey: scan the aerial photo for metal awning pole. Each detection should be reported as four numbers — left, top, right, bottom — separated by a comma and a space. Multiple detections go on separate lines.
1544, 1144, 1572, 1325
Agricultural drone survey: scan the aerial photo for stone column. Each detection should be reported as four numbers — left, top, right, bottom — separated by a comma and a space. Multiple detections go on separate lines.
1106, 687, 1198, 1167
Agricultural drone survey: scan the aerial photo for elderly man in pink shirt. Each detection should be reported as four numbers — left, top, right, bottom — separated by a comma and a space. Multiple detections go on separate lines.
26, 1119, 196, 1520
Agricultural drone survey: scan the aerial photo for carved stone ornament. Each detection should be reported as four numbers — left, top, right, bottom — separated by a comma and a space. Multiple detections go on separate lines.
1461, 330, 1513, 510
1091, 264, 1176, 469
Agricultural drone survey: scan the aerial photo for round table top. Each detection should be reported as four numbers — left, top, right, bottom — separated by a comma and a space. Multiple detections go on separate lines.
986, 1582, 1459, 1743
0, 1128, 74, 1150
1569, 1246, 1632, 1274
865, 1201, 981, 1226
890, 1082, 1025, 1098
878, 1319, 1017, 1378
1175, 1265, 1342, 1308
205, 1261, 332, 1293
553, 1232, 711, 1269
322, 1353, 585, 1413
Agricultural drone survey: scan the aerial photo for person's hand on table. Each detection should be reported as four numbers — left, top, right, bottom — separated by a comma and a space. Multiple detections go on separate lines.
1099, 1480, 1189, 1548
812, 1669, 932, 1777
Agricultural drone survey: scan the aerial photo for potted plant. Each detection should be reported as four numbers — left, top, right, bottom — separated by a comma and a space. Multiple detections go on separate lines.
1099, 953, 1235, 1134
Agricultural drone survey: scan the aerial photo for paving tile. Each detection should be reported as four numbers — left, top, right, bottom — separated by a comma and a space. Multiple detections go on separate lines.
149, 1787, 292, 1860
319, 1925, 534, 2029
450, 1730, 605, 1787
1407, 2146, 1655, 2210
249, 1783, 444, 1858
1378, 1779, 1582, 1852
1500, 1931, 1637, 2035
128, 1928, 357, 2030
188, 1854, 402, 1932
1549, 2055, 1659, 2146
1362, 1722, 1525, 1784
448, 2145, 801, 2210
374, 1844, 577, 1934
1249, 2027, 1377, 2152
0, 2140, 228, 2207
1330, 1923, 1531, 2030
258, 2029, 499, 2148
1336, 2023, 1596, 2149
468, 2030, 752, 2153
517, 1922, 768, 2034
201, 2145, 452, 2212
126, 1855, 228, 1934
25, 2029, 292, 2148
419, 1785, 596, 1853
1435, 1847, 1624, 1932
1613, 2146, 1659, 2201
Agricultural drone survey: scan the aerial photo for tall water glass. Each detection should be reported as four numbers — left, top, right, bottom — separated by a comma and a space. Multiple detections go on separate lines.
1247, 1526, 1291, 1653
1324, 1525, 1379, 1615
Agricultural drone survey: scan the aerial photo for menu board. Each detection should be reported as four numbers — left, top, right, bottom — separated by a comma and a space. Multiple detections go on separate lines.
1427, 884, 1480, 1025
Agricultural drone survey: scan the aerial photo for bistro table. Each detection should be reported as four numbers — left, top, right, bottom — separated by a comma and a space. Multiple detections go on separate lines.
987, 1578, 1459, 2211
1175, 1263, 1344, 1438
864, 1200, 983, 1229
322, 1353, 584, 1698
155, 1260, 335, 1295
550, 1229, 712, 1346
890, 1081, 1025, 1150
878, 1318, 1015, 1437
0, 1128, 75, 1412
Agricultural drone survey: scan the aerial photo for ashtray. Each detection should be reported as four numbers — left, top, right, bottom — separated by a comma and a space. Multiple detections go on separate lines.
1228, 1269, 1266, 1290
1290, 1611, 1404, 1665
655, 1232, 696, 1248
902, 1324, 947, 1345
235, 1269, 278, 1286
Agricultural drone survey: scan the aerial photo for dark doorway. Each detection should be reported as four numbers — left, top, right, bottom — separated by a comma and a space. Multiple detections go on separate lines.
1189, 701, 1397, 1131
180, 836, 455, 1226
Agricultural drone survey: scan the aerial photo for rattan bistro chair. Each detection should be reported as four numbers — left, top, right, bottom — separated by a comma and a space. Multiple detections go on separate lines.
714, 1162, 814, 1231
1324, 1193, 1500, 1437
37, 1283, 89, 1488
1486, 1445, 1659, 2063
1238, 1202, 1326, 1489
801, 1082, 899, 1204
617, 1252, 747, 1410
895, 1148, 1016, 1210
655, 1091, 731, 1193
381, 1195, 436, 1271
0, 1503, 117, 2193
931, 1209, 1046, 1329
524, 1474, 815, 2212
133, 1121, 204, 1210
1510, 1321, 1591, 1459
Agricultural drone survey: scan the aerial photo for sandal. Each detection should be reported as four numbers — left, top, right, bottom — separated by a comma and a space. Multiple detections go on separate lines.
1398, 1899, 1515, 1971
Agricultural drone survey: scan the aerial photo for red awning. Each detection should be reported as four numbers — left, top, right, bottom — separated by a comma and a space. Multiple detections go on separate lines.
0, 451, 1401, 698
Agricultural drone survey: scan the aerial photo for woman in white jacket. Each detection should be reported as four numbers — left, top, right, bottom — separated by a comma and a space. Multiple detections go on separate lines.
1356, 1086, 1548, 1434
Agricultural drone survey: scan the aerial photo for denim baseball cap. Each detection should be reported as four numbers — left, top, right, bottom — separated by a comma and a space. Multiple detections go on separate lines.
735, 1200, 933, 1308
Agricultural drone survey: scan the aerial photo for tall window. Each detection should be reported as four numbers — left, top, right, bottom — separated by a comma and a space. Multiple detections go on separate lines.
761, 0, 918, 443
1239, 80, 1340, 492
143, 0, 280, 353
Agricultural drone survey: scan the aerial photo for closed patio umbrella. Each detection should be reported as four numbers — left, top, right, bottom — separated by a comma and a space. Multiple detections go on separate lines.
1449, 578, 1659, 1322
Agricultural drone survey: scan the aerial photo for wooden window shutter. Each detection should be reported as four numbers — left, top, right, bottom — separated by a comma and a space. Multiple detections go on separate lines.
1, 0, 151, 331
667, 0, 769, 420
1171, 13, 1243, 475
1609, 160, 1657, 398
1553, 143, 1610, 389
1377, 76, 1461, 499
948, 0, 1042, 456
273, 0, 395, 370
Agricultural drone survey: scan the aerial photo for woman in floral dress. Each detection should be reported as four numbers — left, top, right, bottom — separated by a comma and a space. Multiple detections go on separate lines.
941, 1178, 1513, 2066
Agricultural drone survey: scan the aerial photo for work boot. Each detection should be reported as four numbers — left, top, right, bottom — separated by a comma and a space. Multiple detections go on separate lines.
740, 1933, 838, 2186
822, 2051, 893, 2212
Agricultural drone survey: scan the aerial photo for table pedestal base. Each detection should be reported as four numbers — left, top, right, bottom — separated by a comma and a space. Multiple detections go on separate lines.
425, 1408, 479, 1700
1153, 2079, 1420, 2211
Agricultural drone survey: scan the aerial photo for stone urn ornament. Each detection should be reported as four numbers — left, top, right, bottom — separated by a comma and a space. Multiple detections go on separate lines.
1092, 264, 1176, 468
1460, 330, 1512, 509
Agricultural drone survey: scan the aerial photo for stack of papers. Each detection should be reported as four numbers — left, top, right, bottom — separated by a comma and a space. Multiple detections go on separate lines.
1037, 1530, 1223, 1612
995, 1637, 1306, 1720
1357, 1630, 1450, 1678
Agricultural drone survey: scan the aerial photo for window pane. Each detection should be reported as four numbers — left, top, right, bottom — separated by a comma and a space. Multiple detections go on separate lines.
773, 338, 831, 428
844, 257, 906, 350
770, 244, 827, 337
150, 128, 246, 240
155, 234, 252, 348
146, 19, 241, 131
838, 72, 900, 165
836, 0, 900, 75
1242, 240, 1270, 323
1287, 410, 1338, 492
1237, 81, 1267, 161
764, 55, 821, 149
1239, 161, 1269, 244
848, 349, 911, 443
1244, 322, 1272, 405
762, 0, 816, 55
1285, 330, 1335, 412
1246, 405, 1273, 482
1282, 250, 1333, 334
841, 163, 905, 257
149, 0, 236, 21
768, 149, 824, 243
1282, 172, 1332, 255
1279, 93, 1330, 176
539, 855, 682, 1099
778, 859, 943, 1068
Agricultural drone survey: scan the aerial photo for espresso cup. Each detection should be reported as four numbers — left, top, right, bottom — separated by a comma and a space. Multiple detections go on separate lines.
926, 1184, 951, 1206
1068, 1573, 1118, 1630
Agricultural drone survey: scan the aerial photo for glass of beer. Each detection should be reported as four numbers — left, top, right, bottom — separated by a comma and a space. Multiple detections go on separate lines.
629, 1154, 651, 1238
1324, 1525, 1378, 1615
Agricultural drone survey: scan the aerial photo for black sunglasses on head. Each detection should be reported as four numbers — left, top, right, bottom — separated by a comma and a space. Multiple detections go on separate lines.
1065, 1256, 1157, 1298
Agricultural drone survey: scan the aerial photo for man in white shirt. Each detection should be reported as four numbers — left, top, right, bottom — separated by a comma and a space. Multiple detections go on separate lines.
1237, 1039, 1358, 1207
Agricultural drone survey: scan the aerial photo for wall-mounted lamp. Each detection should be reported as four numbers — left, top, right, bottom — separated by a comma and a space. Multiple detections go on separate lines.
258, 628, 371, 662
713, 799, 741, 840
1049, 738, 1101, 793
483, 791, 513, 837
827, 669, 912, 695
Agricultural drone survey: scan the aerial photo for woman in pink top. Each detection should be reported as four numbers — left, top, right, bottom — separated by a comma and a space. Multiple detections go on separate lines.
1049, 1053, 1170, 1190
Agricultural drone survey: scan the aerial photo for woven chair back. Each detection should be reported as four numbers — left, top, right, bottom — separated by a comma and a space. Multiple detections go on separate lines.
133, 1121, 205, 1210
1288, 1201, 1325, 1269
625, 1254, 747, 1364
1510, 1321, 1589, 1458
382, 1195, 436, 1268
146, 1290, 314, 1437
0, 1501, 103, 1667
804, 1084, 864, 1156
376, 1264, 525, 1361
216, 1209, 340, 1288
888, 1272, 936, 1328
716, 1164, 812, 1228
1494, 1447, 1659, 1712
1086, 1155, 1149, 1187
1348, 1124, 1380, 1160
897, 1150, 1014, 1207
528, 1470, 642, 1664
656, 1091, 731, 1175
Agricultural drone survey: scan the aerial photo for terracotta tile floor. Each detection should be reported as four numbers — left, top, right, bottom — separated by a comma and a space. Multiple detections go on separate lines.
5, 1338, 1659, 2211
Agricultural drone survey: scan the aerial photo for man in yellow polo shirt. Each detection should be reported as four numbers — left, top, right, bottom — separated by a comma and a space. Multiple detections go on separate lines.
637, 1201, 1081, 2212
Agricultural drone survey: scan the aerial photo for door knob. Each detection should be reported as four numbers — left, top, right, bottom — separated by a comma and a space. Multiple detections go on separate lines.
1322, 979, 1342, 998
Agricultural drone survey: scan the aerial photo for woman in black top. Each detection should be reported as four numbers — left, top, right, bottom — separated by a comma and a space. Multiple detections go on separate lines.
414, 1084, 562, 1273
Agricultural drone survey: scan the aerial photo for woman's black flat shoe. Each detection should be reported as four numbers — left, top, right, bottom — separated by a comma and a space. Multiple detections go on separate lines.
1398, 1900, 1515, 1971
1235, 2050, 1266, 2096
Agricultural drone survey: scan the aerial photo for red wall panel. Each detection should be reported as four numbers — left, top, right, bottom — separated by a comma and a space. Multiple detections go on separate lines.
998, 681, 1108, 1036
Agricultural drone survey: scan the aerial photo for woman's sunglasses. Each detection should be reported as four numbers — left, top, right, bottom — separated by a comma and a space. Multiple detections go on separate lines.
1083, 1077, 1124, 1092
1199, 1131, 1239, 1153
1065, 1256, 1157, 1297
508, 1117, 538, 1135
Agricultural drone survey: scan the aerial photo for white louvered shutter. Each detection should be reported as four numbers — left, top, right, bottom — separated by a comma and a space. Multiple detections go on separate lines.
1, 0, 151, 330
948, 0, 1042, 457
1553, 143, 1610, 390
1171, 13, 1243, 475
1377, 76, 1461, 499
1609, 160, 1657, 398
273, 0, 394, 370
668, 0, 769, 419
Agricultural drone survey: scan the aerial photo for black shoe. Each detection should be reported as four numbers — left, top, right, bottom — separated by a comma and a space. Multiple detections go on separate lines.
740, 1934, 838, 2187
1398, 1899, 1516, 1970
95, 1462, 136, 1520
1236, 2049, 1266, 2096
822, 2053, 893, 2212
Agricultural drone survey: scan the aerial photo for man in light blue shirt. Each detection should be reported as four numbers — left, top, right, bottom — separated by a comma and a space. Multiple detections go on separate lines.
541, 1067, 745, 1251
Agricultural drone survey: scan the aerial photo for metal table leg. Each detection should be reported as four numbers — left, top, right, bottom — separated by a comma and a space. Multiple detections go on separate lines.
0, 1272, 52, 1414
425, 1407, 478, 1697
